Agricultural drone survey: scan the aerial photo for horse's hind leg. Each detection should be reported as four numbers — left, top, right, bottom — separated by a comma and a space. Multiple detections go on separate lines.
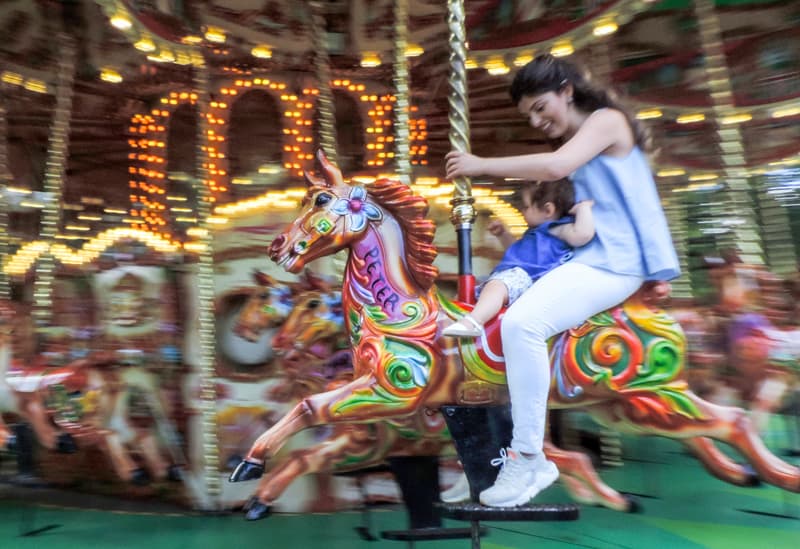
137, 429, 172, 481
587, 398, 800, 493
543, 441, 633, 512
681, 437, 759, 486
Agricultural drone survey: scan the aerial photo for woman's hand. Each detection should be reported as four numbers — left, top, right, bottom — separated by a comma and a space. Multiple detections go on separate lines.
445, 151, 485, 179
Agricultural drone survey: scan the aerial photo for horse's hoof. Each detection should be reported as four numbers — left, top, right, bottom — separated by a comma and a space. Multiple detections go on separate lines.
166, 465, 183, 482
226, 454, 243, 471
130, 468, 151, 486
56, 433, 77, 454
245, 500, 272, 521
740, 464, 761, 487
622, 493, 643, 513
229, 460, 264, 482
4, 434, 17, 453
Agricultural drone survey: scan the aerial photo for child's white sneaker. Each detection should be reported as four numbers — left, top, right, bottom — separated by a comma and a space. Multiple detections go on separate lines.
478, 447, 559, 507
441, 471, 471, 503
442, 315, 483, 338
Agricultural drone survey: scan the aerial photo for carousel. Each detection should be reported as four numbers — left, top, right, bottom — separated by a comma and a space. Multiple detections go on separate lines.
0, 1, 798, 548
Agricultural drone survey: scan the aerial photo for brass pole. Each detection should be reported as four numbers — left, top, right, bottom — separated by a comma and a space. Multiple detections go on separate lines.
447, 0, 476, 285
32, 34, 76, 337
193, 62, 221, 509
693, 0, 764, 265
393, 0, 411, 186
0, 100, 10, 301
310, 1, 338, 165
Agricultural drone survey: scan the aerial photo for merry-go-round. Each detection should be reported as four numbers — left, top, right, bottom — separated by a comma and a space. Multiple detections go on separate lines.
0, 1, 799, 548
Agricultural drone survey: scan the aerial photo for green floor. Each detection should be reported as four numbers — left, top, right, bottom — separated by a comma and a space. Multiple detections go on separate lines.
1, 434, 799, 548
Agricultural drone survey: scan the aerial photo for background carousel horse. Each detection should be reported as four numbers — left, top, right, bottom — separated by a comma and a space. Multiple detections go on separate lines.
234, 270, 453, 519
230, 151, 800, 517
268, 271, 351, 401
231, 270, 294, 342
678, 261, 800, 435
0, 300, 183, 484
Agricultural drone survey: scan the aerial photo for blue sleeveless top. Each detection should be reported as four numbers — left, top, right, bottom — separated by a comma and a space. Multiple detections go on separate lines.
492, 218, 574, 280
571, 147, 680, 281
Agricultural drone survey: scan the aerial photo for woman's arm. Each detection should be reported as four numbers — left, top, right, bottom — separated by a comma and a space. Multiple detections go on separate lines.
551, 200, 595, 247
445, 109, 631, 181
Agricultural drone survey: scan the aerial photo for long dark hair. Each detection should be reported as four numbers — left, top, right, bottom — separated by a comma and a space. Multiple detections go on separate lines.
510, 54, 648, 149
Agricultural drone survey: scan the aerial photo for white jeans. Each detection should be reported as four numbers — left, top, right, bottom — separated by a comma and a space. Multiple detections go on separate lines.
501, 261, 644, 455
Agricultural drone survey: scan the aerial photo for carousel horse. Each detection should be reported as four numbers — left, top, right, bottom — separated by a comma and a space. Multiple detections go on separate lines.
234, 271, 451, 518
232, 270, 293, 342
230, 151, 800, 517
0, 300, 183, 484
269, 273, 351, 401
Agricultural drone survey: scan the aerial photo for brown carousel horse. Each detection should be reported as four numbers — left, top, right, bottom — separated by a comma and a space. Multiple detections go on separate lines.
232, 270, 294, 342
233, 270, 452, 518
0, 300, 183, 484
230, 151, 800, 518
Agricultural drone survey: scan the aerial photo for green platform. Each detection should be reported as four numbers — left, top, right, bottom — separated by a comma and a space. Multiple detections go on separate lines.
1, 425, 798, 549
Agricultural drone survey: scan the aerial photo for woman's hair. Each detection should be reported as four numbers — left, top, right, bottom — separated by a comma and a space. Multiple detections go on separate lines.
517, 179, 574, 219
509, 54, 648, 149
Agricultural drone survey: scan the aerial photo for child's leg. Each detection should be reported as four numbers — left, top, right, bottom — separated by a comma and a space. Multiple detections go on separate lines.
442, 268, 527, 338
468, 280, 508, 325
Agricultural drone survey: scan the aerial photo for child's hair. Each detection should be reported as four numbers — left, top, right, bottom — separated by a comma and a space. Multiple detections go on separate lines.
509, 54, 648, 149
517, 179, 574, 219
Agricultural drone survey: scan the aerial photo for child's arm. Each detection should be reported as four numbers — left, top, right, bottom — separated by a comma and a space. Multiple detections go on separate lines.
488, 219, 516, 249
551, 200, 595, 247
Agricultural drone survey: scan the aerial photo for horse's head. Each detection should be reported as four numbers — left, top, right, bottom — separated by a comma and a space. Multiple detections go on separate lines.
268, 150, 383, 273
233, 270, 293, 342
272, 288, 344, 361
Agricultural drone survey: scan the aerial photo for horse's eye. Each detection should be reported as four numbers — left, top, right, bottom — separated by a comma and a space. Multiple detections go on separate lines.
315, 193, 332, 207
307, 299, 321, 309
259, 291, 270, 300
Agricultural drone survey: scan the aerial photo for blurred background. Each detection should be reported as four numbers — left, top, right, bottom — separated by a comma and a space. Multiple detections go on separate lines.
0, 1, 798, 546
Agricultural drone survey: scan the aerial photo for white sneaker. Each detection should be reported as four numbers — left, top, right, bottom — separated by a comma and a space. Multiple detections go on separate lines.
479, 447, 559, 507
441, 471, 470, 503
442, 315, 484, 338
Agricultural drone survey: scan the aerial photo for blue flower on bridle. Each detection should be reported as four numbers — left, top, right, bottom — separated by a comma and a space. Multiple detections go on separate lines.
330, 186, 382, 232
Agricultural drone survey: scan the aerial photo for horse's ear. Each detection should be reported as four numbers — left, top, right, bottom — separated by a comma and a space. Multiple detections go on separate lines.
316, 149, 344, 186
253, 269, 274, 286
304, 170, 327, 188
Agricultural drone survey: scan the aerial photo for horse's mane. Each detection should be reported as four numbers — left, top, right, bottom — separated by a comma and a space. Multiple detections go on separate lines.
366, 178, 439, 291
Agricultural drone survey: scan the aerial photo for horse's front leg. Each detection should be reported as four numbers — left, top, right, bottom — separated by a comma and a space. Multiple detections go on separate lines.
231, 373, 419, 482
244, 430, 355, 520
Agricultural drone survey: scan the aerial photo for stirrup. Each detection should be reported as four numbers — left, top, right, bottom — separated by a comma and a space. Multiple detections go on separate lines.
442, 315, 484, 338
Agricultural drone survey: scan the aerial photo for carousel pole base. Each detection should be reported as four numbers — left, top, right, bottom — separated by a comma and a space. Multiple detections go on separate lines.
376, 455, 479, 546
437, 405, 580, 548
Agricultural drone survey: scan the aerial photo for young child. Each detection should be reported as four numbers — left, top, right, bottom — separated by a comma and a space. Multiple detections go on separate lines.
443, 180, 594, 337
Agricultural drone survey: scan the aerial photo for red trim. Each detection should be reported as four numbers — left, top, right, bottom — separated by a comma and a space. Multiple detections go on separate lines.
458, 275, 476, 305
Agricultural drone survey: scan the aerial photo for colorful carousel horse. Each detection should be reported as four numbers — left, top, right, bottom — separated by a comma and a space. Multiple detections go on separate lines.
230, 152, 800, 517
0, 300, 183, 484
234, 272, 452, 518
